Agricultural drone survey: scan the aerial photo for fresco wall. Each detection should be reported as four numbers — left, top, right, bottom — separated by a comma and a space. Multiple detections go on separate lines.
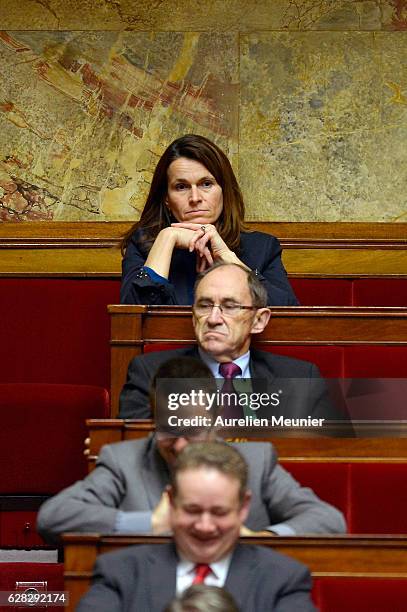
0, 1, 406, 223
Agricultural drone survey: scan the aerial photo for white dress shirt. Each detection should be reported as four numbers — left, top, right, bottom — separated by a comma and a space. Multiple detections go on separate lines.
176, 553, 232, 594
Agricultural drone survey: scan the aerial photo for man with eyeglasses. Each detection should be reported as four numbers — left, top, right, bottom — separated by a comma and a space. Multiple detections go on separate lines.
119, 262, 344, 426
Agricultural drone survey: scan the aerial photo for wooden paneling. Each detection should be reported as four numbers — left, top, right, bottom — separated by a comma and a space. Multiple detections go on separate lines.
86, 419, 407, 470
109, 306, 407, 345
0, 247, 121, 276
63, 533, 407, 611
284, 248, 407, 276
0, 222, 406, 276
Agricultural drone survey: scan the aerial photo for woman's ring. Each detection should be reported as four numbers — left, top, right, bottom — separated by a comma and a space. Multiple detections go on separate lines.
201, 225, 206, 233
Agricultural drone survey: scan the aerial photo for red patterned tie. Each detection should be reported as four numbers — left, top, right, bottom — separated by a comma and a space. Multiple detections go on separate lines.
219, 362, 243, 419
192, 563, 212, 585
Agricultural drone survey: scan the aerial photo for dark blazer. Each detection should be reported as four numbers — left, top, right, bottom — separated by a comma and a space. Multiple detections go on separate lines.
120, 230, 299, 306
119, 346, 344, 422
77, 543, 316, 612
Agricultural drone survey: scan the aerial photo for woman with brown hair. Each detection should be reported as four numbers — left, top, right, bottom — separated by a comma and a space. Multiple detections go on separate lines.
120, 134, 298, 306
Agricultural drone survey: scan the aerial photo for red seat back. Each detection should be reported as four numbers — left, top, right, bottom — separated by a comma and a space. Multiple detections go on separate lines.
314, 577, 407, 612
0, 383, 110, 493
281, 461, 407, 535
0, 278, 120, 387
349, 463, 407, 534
291, 277, 407, 307
281, 462, 350, 519
291, 278, 353, 306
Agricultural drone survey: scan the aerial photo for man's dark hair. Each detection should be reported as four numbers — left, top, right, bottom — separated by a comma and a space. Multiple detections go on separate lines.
194, 262, 268, 308
150, 357, 220, 436
149, 357, 216, 413
170, 441, 248, 503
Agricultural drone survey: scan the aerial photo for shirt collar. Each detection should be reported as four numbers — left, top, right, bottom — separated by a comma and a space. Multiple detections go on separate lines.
177, 552, 233, 582
198, 348, 251, 379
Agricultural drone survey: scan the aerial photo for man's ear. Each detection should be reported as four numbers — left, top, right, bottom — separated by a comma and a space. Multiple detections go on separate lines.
240, 490, 252, 523
250, 308, 271, 335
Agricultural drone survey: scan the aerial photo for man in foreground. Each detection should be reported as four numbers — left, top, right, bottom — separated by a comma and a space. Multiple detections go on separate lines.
77, 442, 316, 611
37, 358, 346, 543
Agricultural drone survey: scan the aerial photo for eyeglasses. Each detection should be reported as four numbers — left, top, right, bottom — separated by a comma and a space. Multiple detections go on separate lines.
193, 301, 256, 317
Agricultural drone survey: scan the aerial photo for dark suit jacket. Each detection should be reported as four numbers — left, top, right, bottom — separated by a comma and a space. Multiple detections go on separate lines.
119, 346, 344, 423
120, 230, 299, 306
77, 543, 316, 612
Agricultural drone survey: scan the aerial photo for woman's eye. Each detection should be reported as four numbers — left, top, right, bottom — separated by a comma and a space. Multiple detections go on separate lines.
201, 180, 213, 188
175, 183, 187, 191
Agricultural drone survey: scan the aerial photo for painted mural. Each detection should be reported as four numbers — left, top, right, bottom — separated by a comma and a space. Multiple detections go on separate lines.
0, 0, 406, 222
0, 31, 237, 221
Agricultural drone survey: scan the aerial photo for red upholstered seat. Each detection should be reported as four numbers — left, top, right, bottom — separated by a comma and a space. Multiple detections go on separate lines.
353, 278, 407, 307
0, 278, 120, 387
280, 462, 350, 520
290, 278, 353, 306
0, 383, 109, 546
0, 510, 45, 547
291, 277, 407, 307
264, 345, 344, 377
280, 462, 407, 534
0, 383, 110, 493
349, 464, 407, 535
343, 345, 407, 377
314, 577, 407, 612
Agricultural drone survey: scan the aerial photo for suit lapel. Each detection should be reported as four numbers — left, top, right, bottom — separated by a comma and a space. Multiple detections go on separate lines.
225, 545, 259, 609
249, 349, 276, 392
147, 544, 178, 611
184, 346, 200, 359
141, 436, 170, 509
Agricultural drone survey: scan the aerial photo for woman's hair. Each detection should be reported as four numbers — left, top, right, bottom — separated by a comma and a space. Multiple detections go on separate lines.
121, 134, 246, 254
164, 585, 239, 612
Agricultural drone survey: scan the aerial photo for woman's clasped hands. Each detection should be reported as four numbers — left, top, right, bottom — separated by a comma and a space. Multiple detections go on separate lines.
170, 222, 235, 272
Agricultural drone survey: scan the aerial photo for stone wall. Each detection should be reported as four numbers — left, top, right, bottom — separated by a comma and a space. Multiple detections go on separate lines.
0, 1, 406, 222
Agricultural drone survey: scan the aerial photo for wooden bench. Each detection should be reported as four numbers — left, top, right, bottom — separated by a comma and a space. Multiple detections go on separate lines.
87, 419, 407, 465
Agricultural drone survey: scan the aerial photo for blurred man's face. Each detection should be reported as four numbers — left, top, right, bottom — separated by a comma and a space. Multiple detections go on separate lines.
155, 389, 216, 466
169, 467, 250, 564
193, 266, 260, 362
156, 431, 209, 467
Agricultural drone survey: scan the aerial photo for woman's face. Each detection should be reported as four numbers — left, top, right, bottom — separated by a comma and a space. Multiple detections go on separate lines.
165, 157, 223, 224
